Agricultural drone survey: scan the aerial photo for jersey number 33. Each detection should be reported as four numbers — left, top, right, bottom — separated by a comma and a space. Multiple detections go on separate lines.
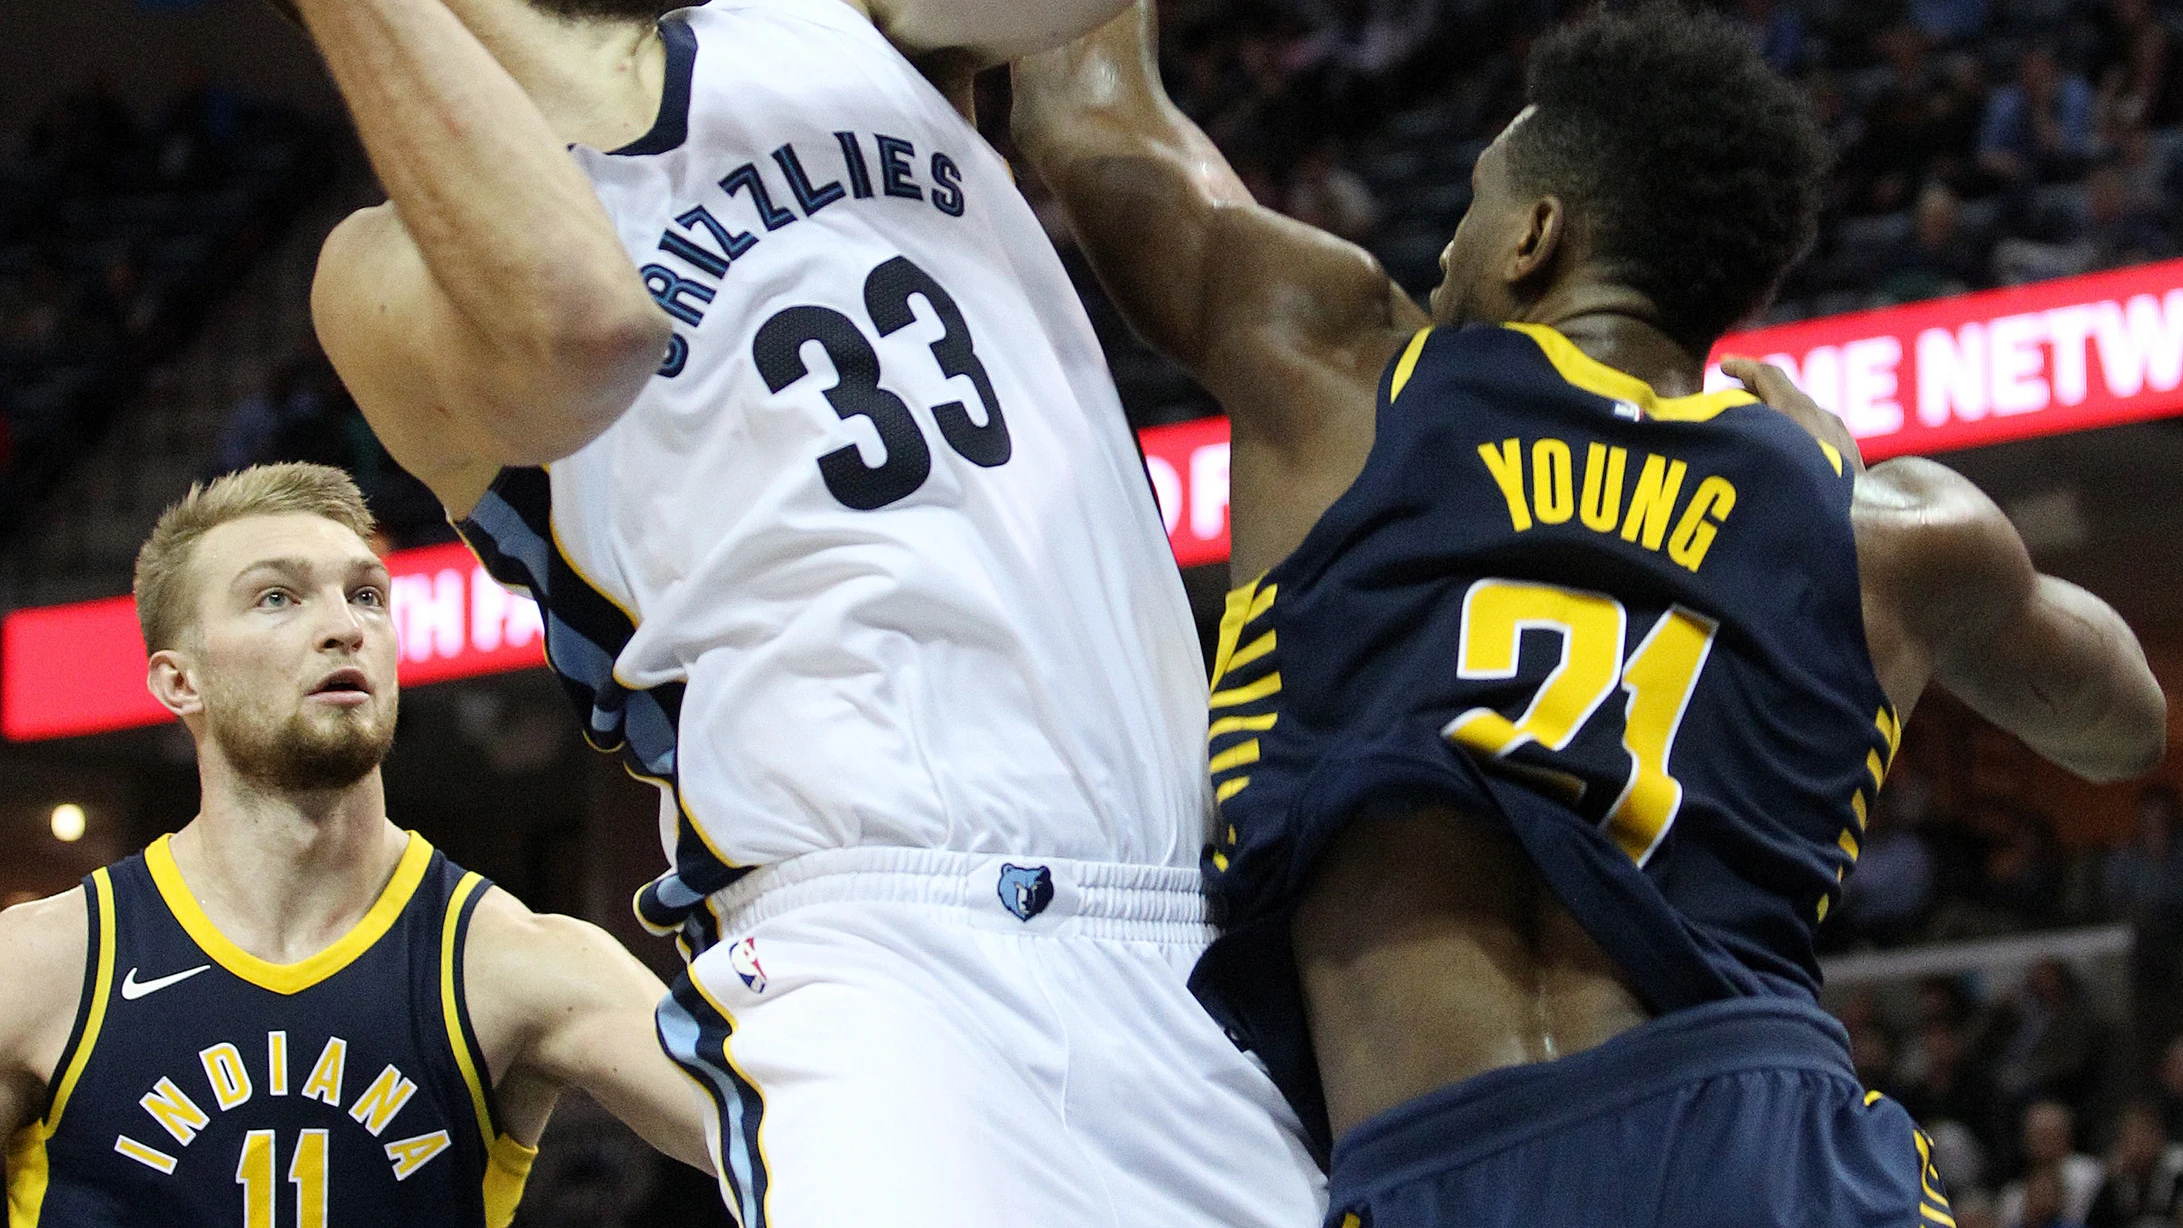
754, 255, 1012, 511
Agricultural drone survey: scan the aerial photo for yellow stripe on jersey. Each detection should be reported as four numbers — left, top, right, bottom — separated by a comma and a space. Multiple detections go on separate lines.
1208, 713, 1279, 740
146, 834, 434, 996
1388, 328, 1433, 403
482, 1134, 538, 1228
1208, 740, 1262, 775
8, 870, 117, 1227
1210, 673, 1283, 709
441, 873, 496, 1152
1504, 322, 1758, 422
48, 869, 115, 1131
1215, 777, 1251, 803
1224, 630, 1277, 676
1875, 706, 1902, 762
1817, 440, 1845, 475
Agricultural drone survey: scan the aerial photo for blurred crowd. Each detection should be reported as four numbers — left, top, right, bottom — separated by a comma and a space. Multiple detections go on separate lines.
1839, 966, 2183, 1227
0, 79, 326, 537
1009, 0, 2183, 421
1824, 777, 2183, 1226
1147, 0, 2183, 307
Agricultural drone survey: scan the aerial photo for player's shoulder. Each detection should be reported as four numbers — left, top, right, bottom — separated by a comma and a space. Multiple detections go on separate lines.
1855, 457, 2016, 556
460, 887, 642, 1012
0, 888, 91, 1044
1854, 456, 2031, 620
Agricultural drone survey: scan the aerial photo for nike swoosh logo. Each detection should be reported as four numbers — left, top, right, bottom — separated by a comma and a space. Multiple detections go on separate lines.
120, 964, 213, 1001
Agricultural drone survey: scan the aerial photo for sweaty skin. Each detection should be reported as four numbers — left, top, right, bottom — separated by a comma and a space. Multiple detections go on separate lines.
1016, 0, 2165, 1141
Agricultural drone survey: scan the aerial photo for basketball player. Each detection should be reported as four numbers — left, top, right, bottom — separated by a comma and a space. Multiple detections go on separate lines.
289, 0, 1321, 1223
1016, 5, 2167, 1226
0, 464, 710, 1226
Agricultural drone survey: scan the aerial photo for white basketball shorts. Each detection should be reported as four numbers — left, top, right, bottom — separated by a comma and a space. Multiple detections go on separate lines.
653, 846, 1325, 1227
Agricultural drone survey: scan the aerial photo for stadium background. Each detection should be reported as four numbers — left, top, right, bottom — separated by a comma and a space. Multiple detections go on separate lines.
2, 0, 2182, 1223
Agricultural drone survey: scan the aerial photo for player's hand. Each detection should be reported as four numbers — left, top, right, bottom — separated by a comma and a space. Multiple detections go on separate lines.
1719, 355, 1864, 477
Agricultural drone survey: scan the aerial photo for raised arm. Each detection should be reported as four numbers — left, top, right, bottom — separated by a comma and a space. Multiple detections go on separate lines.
1857, 457, 2166, 783
464, 890, 713, 1173
298, 0, 671, 515
1011, 1, 1424, 440
867, 0, 1134, 63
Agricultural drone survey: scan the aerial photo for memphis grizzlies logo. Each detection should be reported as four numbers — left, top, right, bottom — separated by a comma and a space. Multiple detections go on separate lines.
997, 865, 1054, 922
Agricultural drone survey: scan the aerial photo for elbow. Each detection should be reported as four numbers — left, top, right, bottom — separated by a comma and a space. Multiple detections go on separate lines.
2099, 690, 2169, 783
479, 299, 672, 466
2073, 679, 2169, 784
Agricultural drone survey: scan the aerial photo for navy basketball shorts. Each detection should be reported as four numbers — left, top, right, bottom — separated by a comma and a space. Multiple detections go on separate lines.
1326, 997, 1952, 1228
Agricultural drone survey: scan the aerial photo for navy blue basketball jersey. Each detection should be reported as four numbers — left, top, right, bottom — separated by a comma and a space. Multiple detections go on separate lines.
5, 834, 536, 1227
1190, 323, 1898, 1155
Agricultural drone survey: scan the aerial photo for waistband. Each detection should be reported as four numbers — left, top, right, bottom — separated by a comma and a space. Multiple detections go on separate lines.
701, 845, 1217, 945
1329, 996, 1856, 1197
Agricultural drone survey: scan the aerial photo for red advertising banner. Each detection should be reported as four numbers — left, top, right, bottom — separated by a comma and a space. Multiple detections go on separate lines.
1138, 416, 1233, 569
8, 260, 2182, 740
1703, 257, 2183, 459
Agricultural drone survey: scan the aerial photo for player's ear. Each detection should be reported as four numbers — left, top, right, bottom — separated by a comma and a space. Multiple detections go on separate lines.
1506, 195, 1565, 286
148, 649, 207, 722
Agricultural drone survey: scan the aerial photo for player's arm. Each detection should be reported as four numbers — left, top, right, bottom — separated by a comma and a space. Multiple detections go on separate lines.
0, 890, 91, 1147
461, 889, 713, 1173
864, 0, 1133, 64
1011, 0, 1426, 455
1857, 457, 2166, 782
298, 0, 671, 515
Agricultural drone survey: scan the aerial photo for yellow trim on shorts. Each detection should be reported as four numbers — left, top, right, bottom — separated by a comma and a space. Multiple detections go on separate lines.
690, 972, 777, 1228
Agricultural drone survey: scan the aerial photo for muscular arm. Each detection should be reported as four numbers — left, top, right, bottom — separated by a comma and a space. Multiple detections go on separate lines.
0, 891, 90, 1148
299, 0, 671, 514
463, 890, 712, 1173
1012, 0, 1424, 572
1857, 457, 2166, 783
865, 0, 1133, 64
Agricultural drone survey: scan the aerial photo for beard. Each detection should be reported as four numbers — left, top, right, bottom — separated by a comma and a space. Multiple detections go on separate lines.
206, 691, 396, 794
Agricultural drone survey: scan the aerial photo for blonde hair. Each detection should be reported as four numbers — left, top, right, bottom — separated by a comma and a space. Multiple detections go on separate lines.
134, 463, 377, 652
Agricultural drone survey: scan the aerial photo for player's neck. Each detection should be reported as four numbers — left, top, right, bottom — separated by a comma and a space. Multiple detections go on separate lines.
445, 0, 668, 151
167, 767, 410, 967
1522, 283, 1705, 398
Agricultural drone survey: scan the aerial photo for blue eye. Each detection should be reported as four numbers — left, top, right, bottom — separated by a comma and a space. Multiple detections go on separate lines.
259, 589, 293, 609
353, 587, 386, 608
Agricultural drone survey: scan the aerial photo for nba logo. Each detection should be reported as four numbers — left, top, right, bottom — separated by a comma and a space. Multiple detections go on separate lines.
729, 937, 767, 993
997, 864, 1055, 922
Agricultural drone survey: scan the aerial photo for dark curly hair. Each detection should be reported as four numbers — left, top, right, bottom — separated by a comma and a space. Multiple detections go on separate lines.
1506, 4, 1827, 355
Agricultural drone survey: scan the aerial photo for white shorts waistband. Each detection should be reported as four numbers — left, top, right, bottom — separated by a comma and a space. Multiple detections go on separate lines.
705, 846, 1215, 944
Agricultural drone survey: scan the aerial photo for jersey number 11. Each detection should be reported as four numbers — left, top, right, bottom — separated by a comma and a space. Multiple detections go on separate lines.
236, 1128, 326, 1228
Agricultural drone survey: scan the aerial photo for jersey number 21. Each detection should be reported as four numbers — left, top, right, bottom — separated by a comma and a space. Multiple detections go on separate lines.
1443, 579, 1719, 866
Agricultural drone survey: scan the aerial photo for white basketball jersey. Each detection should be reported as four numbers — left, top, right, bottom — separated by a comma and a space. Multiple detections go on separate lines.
454, 0, 1212, 935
